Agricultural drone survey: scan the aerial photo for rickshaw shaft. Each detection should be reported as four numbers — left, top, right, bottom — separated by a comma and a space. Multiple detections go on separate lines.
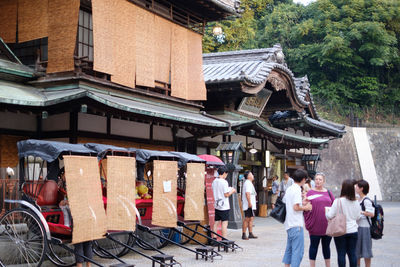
106, 234, 175, 267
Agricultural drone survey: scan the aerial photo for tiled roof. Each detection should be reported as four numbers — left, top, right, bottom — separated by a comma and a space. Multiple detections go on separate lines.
203, 44, 309, 106
203, 45, 346, 138
203, 45, 284, 85
0, 82, 228, 128
268, 111, 346, 137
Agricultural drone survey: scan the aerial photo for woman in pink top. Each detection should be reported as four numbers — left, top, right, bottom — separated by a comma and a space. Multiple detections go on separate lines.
304, 173, 334, 267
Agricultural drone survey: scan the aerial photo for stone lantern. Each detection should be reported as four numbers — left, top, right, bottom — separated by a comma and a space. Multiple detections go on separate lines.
216, 142, 245, 229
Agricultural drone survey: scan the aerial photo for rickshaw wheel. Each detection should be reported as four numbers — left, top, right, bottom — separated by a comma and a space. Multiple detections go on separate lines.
46, 242, 76, 267
0, 208, 47, 266
135, 228, 174, 250
93, 233, 133, 258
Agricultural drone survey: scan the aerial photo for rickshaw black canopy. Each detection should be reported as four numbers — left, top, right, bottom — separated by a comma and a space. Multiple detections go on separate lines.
84, 143, 131, 159
168, 152, 205, 168
131, 149, 178, 164
17, 139, 96, 162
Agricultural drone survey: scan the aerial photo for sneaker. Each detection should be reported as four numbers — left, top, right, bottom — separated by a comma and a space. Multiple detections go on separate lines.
248, 233, 258, 239
242, 233, 249, 240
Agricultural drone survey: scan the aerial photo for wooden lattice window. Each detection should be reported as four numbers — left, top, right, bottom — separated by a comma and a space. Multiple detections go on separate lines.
77, 9, 93, 61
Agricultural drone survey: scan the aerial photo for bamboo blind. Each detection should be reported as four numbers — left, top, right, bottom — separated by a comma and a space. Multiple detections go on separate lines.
0, 0, 17, 43
106, 156, 137, 231
18, 0, 48, 43
184, 163, 205, 221
111, 0, 135, 87
171, 23, 188, 99
154, 16, 171, 84
92, 0, 115, 75
152, 160, 178, 228
63, 156, 107, 244
135, 5, 155, 88
187, 30, 207, 100
47, 0, 79, 73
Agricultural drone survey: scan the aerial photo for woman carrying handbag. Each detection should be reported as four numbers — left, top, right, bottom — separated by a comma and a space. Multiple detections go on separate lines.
304, 173, 334, 267
326, 179, 361, 267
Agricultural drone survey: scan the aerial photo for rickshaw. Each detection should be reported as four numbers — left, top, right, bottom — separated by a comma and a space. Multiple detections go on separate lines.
0, 139, 100, 267
132, 150, 226, 261
83, 143, 181, 267
0, 140, 180, 267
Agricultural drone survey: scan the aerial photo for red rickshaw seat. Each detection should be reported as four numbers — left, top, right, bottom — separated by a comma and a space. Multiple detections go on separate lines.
47, 222, 72, 236
23, 180, 59, 206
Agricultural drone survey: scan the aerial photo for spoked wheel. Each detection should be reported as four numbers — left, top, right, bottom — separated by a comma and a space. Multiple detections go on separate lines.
0, 208, 47, 266
135, 227, 174, 249
93, 233, 133, 258
46, 241, 76, 267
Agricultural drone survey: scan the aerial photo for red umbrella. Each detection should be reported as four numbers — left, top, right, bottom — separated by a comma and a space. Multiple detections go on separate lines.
198, 154, 224, 166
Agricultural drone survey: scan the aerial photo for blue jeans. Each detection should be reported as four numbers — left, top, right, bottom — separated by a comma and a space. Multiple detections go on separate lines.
334, 232, 358, 267
309, 235, 332, 260
283, 227, 304, 267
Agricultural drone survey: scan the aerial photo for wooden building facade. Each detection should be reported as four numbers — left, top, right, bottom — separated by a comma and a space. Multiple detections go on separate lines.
0, 0, 344, 214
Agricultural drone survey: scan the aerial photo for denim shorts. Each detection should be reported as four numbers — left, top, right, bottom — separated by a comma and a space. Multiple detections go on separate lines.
282, 227, 304, 267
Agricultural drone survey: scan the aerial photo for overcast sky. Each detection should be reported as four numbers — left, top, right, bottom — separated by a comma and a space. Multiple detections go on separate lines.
293, 0, 316, 5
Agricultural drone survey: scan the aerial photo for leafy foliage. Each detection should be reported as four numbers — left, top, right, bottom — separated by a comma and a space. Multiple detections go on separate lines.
203, 0, 400, 123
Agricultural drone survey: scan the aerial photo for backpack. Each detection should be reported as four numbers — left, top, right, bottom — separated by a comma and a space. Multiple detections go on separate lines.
361, 196, 384, 240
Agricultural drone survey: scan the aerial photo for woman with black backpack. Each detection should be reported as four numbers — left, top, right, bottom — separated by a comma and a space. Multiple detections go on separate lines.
355, 180, 375, 267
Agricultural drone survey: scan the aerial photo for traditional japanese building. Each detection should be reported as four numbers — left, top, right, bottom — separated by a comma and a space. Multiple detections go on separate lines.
0, 0, 240, 177
0, 0, 345, 217
200, 45, 345, 208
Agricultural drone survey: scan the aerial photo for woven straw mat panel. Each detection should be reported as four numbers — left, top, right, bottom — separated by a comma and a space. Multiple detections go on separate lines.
184, 163, 205, 221
63, 156, 107, 244
106, 156, 137, 231
92, 0, 115, 75
135, 5, 155, 88
0, 0, 17, 43
18, 0, 48, 43
187, 30, 207, 100
111, 0, 135, 87
152, 160, 178, 228
154, 16, 171, 84
171, 23, 188, 99
47, 0, 79, 73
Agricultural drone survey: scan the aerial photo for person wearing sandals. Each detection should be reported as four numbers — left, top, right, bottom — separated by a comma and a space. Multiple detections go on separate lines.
241, 170, 258, 240
326, 179, 361, 267
355, 180, 374, 267
303, 172, 334, 267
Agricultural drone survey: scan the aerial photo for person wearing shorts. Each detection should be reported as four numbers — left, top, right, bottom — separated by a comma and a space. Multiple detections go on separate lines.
241, 171, 258, 240
212, 165, 236, 239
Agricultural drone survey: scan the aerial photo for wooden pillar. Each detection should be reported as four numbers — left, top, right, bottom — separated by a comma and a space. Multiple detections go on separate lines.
69, 111, 78, 144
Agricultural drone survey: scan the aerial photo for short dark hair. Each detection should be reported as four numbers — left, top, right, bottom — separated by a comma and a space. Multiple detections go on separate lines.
340, 179, 356, 200
356, 180, 370, 195
284, 171, 290, 175
217, 165, 228, 175
292, 169, 307, 183
244, 170, 251, 179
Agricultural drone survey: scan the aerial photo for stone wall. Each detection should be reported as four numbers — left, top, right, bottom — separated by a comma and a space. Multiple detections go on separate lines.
318, 127, 362, 197
318, 127, 400, 201
368, 128, 400, 201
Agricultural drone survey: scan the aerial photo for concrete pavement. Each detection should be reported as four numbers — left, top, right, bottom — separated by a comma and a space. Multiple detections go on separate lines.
95, 201, 399, 267
4, 202, 398, 266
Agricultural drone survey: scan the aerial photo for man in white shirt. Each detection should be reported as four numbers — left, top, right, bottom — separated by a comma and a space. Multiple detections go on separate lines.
241, 170, 258, 240
282, 169, 312, 267
212, 165, 236, 238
